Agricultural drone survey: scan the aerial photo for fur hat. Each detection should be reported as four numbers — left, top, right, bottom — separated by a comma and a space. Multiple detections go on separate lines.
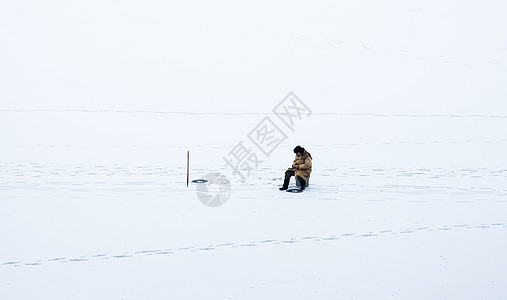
293, 145, 305, 154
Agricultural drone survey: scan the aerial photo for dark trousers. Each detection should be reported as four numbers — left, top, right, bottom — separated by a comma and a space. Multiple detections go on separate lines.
282, 170, 306, 188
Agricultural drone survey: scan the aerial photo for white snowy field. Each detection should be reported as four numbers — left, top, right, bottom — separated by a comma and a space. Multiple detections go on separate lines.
1, 112, 507, 299
2, 0, 507, 299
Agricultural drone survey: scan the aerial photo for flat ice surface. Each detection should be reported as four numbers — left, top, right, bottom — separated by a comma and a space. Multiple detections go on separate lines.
1, 0, 507, 299
1, 113, 506, 299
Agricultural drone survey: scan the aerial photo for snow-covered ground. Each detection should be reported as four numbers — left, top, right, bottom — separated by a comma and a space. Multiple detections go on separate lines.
1, 112, 506, 299
1, 1, 507, 299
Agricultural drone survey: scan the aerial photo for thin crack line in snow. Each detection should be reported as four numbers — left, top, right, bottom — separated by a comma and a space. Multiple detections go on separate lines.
1, 110, 507, 119
208, 29, 507, 72
1, 222, 506, 268
3, 140, 507, 149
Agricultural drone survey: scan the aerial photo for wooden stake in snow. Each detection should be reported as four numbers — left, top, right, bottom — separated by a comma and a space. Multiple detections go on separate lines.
186, 150, 189, 187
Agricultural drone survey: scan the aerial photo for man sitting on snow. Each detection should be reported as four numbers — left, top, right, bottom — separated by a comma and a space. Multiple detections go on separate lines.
279, 145, 312, 191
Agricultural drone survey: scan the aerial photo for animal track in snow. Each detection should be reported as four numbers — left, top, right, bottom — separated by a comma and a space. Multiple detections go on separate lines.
2, 222, 505, 269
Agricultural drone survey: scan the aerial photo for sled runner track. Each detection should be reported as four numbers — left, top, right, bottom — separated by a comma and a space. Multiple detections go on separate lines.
2, 222, 506, 269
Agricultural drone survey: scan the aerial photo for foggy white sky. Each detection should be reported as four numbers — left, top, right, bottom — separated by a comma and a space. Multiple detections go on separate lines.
1, 0, 506, 115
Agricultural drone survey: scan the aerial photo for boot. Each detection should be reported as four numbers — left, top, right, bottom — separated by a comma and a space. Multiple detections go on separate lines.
279, 170, 292, 190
